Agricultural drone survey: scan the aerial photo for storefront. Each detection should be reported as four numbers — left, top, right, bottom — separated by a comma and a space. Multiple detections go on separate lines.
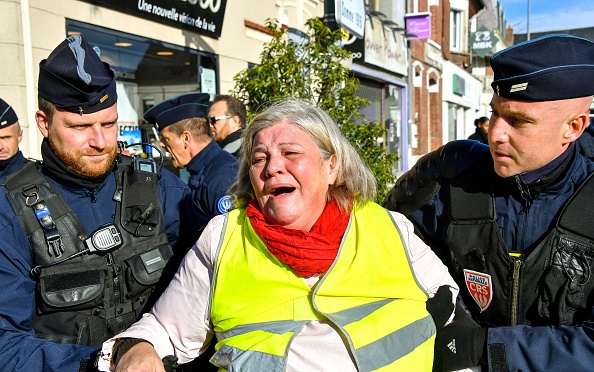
441, 61, 482, 142
2, 0, 324, 159
66, 19, 219, 156
345, 14, 410, 174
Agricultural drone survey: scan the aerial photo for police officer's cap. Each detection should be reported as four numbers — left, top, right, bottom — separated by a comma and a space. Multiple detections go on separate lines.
491, 34, 594, 101
144, 93, 210, 130
38, 35, 117, 114
0, 98, 18, 128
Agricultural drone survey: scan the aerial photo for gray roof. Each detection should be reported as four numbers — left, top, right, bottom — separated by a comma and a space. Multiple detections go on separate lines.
514, 26, 594, 44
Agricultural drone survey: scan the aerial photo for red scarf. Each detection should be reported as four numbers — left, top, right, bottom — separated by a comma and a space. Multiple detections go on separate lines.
246, 199, 352, 277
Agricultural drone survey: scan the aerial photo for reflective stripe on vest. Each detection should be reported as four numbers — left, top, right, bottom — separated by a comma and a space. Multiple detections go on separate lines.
210, 202, 435, 371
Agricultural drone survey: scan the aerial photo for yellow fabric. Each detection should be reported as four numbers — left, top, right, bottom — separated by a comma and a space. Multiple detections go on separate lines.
210, 202, 435, 370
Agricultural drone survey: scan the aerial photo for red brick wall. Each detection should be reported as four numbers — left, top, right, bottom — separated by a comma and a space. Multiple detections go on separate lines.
411, 0, 445, 156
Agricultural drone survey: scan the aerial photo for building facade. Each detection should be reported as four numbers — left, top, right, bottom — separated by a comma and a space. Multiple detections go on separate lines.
0, 0, 325, 158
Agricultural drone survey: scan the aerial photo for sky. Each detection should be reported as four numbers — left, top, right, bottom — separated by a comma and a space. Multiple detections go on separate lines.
500, 0, 594, 33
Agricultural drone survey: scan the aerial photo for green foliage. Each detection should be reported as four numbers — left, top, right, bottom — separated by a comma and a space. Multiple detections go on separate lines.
232, 18, 397, 203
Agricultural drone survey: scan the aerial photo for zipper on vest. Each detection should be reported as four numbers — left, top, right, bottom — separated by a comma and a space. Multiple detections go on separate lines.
509, 251, 524, 326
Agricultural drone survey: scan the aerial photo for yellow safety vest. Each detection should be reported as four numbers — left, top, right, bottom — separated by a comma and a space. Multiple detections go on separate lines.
210, 202, 435, 371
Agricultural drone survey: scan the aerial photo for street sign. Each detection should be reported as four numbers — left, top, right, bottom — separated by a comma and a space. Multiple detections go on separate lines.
471, 25, 499, 58
335, 0, 366, 39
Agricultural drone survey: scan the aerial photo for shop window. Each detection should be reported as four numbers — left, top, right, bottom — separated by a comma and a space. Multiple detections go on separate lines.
66, 20, 218, 160
356, 79, 384, 124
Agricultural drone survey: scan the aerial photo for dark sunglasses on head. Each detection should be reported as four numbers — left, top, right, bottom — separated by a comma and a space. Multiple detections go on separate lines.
209, 115, 233, 125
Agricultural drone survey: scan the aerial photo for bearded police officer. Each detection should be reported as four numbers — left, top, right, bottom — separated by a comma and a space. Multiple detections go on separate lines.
0, 35, 199, 371
384, 34, 594, 371
145, 93, 238, 232
0, 97, 28, 185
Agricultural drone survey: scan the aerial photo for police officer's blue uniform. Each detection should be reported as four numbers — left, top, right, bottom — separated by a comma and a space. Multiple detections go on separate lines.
0, 150, 28, 185
0, 165, 193, 371
185, 139, 238, 228
0, 35, 200, 371
144, 92, 239, 236
389, 141, 594, 370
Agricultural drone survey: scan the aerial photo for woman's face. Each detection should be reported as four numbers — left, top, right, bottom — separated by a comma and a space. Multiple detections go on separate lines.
249, 120, 337, 231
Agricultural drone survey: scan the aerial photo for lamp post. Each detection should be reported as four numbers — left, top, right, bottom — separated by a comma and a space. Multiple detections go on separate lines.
527, 0, 531, 40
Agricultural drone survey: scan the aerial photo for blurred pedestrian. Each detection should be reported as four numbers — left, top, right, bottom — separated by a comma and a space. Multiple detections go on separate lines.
468, 116, 489, 144
208, 94, 245, 157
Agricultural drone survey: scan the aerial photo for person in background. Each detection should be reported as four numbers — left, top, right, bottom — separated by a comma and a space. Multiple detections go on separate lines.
384, 34, 594, 371
208, 94, 246, 157
0, 35, 198, 371
97, 98, 458, 372
468, 116, 489, 145
145, 92, 239, 233
0, 97, 28, 185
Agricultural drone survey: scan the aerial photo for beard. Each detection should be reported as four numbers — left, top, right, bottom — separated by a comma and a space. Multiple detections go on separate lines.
49, 138, 117, 178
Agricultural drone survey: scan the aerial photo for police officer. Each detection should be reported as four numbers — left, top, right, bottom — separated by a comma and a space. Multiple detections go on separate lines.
0, 35, 199, 371
0, 97, 28, 185
384, 34, 594, 371
145, 93, 238, 232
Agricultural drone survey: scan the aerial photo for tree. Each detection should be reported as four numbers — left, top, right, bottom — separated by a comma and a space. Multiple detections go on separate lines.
233, 18, 397, 203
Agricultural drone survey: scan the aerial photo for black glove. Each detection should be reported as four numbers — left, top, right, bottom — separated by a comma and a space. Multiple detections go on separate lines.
433, 301, 487, 372
426, 285, 455, 330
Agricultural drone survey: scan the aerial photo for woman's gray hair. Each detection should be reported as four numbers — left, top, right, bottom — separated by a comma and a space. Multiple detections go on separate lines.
229, 98, 377, 211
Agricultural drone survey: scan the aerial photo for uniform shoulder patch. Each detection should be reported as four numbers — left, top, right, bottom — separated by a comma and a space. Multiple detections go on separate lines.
217, 195, 234, 214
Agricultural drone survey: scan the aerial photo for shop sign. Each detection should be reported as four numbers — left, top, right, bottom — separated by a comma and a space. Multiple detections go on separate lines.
471, 25, 499, 58
335, 0, 366, 39
405, 12, 431, 39
80, 0, 227, 38
345, 15, 407, 76
424, 41, 443, 69
453, 74, 465, 96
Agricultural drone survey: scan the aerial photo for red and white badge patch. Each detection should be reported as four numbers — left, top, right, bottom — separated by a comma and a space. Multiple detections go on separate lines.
463, 269, 493, 312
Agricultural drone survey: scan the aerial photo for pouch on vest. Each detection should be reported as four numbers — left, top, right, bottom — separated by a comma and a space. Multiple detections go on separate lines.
537, 172, 594, 325
38, 263, 105, 313
120, 168, 161, 237
124, 242, 172, 298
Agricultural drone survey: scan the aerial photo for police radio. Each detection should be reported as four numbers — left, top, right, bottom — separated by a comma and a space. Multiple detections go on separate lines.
118, 141, 163, 174
133, 156, 157, 173
30, 223, 124, 276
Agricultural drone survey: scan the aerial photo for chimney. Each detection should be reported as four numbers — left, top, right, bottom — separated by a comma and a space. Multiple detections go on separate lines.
506, 25, 514, 45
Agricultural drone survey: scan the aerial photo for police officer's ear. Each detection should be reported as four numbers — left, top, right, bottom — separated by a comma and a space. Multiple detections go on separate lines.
36, 110, 50, 138
564, 112, 590, 143
181, 130, 192, 148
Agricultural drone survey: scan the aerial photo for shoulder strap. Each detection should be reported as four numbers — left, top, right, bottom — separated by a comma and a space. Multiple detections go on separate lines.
5, 162, 77, 236
448, 157, 494, 222
557, 171, 594, 239
383, 140, 489, 215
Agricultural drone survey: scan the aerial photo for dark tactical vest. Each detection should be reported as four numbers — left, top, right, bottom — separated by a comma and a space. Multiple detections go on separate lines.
5, 157, 175, 346
446, 163, 594, 327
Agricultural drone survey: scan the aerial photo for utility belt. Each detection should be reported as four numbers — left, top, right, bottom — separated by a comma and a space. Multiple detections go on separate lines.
5, 157, 174, 346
